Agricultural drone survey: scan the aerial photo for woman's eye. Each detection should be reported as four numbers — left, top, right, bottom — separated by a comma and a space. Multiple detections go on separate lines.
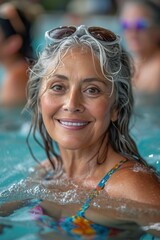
85, 87, 101, 95
51, 84, 65, 92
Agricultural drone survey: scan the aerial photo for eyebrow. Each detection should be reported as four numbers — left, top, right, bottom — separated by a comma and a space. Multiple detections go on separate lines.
83, 78, 107, 86
48, 74, 68, 81
50, 74, 108, 86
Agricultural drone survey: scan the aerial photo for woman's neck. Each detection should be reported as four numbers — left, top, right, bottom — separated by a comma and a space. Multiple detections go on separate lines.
58, 136, 119, 179
59, 147, 101, 179
59, 134, 107, 178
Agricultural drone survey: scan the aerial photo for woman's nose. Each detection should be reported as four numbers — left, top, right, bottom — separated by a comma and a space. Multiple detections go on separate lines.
63, 89, 85, 113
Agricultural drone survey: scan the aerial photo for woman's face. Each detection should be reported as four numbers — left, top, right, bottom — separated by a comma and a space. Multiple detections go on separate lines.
39, 47, 117, 150
120, 3, 159, 55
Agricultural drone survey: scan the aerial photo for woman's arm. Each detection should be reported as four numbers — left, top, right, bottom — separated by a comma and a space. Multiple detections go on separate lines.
85, 200, 160, 236
39, 197, 160, 236
0, 200, 26, 216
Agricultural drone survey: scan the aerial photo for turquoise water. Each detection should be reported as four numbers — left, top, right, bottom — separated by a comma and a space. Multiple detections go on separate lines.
0, 106, 160, 239
0, 13, 160, 240
131, 105, 160, 174
0, 108, 45, 188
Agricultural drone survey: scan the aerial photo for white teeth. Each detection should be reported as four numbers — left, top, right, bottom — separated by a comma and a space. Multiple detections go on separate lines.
60, 121, 88, 126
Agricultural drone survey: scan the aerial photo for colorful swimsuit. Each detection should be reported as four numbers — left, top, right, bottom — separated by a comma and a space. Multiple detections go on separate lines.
29, 159, 138, 239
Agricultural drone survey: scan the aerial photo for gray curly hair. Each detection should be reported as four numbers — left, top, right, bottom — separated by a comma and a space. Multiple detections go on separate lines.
25, 25, 145, 170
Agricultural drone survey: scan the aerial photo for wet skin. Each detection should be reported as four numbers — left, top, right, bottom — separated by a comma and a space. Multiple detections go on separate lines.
39, 47, 117, 152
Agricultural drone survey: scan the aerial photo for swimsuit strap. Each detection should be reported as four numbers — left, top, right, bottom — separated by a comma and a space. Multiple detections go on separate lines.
77, 159, 128, 217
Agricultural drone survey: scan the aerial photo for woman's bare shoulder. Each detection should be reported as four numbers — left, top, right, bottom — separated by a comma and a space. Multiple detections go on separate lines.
106, 161, 160, 206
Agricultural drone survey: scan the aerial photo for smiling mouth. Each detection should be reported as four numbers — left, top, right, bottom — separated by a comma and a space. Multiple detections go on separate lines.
58, 120, 89, 127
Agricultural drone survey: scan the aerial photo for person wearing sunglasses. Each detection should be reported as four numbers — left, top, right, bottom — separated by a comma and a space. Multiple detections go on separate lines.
119, 0, 160, 96
0, 2, 34, 107
0, 25, 160, 239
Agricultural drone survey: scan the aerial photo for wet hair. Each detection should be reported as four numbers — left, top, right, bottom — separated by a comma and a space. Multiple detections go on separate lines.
25, 27, 145, 171
0, 6, 34, 59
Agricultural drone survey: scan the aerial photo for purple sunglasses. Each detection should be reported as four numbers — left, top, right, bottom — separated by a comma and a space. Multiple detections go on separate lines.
120, 19, 151, 31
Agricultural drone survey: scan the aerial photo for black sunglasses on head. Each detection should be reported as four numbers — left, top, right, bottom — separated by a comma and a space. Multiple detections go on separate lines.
45, 25, 119, 44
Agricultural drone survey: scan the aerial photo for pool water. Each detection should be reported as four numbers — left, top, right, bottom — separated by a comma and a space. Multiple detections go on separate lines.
0, 108, 46, 188
131, 105, 160, 174
0, 106, 160, 240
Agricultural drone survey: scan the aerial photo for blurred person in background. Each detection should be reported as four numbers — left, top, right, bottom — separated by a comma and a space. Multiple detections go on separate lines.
67, 0, 117, 15
119, 0, 160, 101
118, 0, 160, 163
0, 2, 35, 108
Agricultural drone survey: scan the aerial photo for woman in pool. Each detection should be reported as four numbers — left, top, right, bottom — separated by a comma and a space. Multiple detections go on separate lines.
119, 0, 160, 95
119, 0, 160, 141
1, 25, 160, 239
